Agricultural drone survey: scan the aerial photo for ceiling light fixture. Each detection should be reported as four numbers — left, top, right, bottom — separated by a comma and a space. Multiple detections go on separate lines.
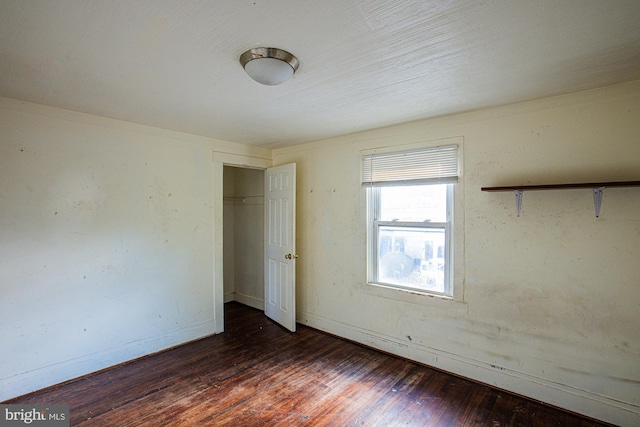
239, 47, 299, 86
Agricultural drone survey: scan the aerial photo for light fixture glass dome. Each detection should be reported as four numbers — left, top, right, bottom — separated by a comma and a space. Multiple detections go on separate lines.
240, 48, 299, 86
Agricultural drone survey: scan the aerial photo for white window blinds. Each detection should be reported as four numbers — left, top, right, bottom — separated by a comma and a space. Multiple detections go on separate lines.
361, 144, 458, 186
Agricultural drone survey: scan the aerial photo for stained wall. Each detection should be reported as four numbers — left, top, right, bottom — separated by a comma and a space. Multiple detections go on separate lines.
0, 98, 267, 400
273, 81, 640, 426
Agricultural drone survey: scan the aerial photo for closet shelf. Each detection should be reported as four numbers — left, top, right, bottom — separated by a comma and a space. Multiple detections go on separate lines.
223, 195, 264, 205
481, 181, 640, 218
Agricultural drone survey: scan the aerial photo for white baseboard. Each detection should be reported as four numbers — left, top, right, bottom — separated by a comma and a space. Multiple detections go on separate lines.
299, 310, 639, 427
0, 320, 214, 402
233, 293, 264, 311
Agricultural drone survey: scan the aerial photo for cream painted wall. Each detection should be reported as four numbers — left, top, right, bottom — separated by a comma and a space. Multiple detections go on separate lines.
0, 98, 269, 401
273, 81, 640, 426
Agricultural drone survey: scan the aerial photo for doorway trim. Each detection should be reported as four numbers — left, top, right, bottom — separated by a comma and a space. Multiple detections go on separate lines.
212, 152, 272, 333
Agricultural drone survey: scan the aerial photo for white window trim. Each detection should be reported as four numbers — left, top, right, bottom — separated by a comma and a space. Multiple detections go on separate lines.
367, 184, 454, 298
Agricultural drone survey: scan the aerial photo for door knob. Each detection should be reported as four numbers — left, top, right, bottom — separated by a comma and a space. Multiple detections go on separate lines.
285, 253, 299, 260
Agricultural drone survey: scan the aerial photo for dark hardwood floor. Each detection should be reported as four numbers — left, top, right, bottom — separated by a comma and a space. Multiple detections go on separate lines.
7, 302, 611, 426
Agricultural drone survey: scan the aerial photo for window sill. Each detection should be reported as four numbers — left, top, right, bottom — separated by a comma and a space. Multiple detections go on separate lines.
369, 282, 452, 300
365, 282, 467, 310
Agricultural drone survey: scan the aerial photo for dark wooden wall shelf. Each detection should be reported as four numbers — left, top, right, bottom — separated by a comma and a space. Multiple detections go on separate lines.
481, 181, 640, 217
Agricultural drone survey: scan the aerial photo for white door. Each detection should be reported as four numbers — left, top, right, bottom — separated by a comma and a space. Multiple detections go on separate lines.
264, 163, 296, 332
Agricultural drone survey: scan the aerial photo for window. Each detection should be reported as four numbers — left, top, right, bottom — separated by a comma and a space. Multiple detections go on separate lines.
363, 145, 458, 297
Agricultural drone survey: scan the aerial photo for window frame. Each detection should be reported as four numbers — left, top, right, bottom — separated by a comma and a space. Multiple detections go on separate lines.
367, 183, 454, 297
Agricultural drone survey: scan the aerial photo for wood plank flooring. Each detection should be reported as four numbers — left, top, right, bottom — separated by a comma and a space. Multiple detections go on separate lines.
6, 302, 612, 426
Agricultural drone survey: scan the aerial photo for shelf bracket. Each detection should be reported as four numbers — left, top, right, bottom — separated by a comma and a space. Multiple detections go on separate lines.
515, 190, 523, 217
593, 187, 605, 218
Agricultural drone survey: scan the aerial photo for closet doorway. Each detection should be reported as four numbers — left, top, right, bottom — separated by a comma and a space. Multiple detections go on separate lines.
223, 166, 265, 312
214, 154, 297, 333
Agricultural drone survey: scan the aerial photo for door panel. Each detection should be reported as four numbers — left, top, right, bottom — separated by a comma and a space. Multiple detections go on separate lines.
264, 163, 296, 332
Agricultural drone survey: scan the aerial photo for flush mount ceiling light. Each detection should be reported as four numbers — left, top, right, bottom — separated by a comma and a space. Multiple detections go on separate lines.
239, 47, 299, 86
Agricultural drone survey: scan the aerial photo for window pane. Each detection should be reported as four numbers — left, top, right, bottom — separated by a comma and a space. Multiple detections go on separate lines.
380, 184, 447, 222
377, 226, 445, 293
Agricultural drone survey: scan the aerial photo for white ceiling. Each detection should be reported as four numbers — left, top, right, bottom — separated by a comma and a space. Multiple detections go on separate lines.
1, 1, 640, 148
